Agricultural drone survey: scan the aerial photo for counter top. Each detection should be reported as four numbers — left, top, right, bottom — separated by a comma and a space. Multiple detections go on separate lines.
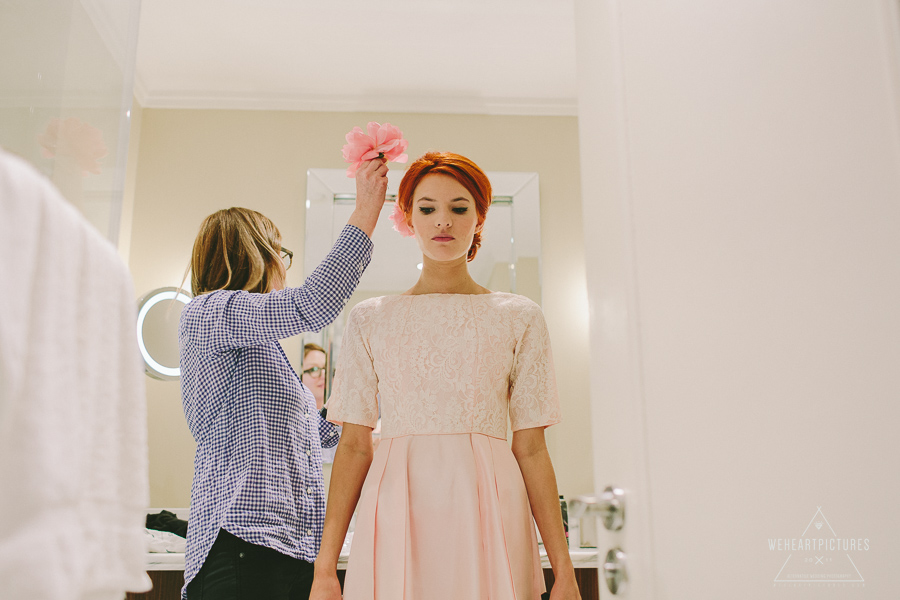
542, 546, 600, 570
145, 535, 600, 571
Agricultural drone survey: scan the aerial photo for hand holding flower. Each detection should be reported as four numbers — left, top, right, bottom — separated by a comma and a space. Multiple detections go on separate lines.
346, 155, 389, 239
342, 121, 413, 238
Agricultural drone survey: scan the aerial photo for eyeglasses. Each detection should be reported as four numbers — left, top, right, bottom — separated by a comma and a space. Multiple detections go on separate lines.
280, 247, 293, 270
302, 365, 325, 378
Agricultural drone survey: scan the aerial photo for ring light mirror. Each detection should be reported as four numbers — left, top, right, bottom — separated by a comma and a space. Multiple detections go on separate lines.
137, 287, 192, 381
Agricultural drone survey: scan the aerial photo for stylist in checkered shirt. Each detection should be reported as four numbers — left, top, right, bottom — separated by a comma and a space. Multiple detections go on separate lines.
178, 158, 388, 600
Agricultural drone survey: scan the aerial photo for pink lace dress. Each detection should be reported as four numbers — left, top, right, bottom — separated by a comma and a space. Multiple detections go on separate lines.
327, 292, 561, 600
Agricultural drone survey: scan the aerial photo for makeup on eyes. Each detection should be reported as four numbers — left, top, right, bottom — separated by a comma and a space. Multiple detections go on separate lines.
417, 197, 470, 213
417, 206, 468, 212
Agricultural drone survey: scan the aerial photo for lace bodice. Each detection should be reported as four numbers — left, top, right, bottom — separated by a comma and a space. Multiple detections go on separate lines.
327, 292, 560, 439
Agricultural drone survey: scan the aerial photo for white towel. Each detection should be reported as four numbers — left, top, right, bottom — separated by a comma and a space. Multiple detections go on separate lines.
144, 529, 186, 554
0, 149, 151, 599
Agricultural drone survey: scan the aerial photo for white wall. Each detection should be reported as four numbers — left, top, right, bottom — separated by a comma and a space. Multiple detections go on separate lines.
577, 0, 900, 596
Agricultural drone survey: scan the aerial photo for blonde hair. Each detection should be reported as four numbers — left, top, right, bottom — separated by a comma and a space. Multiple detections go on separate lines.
190, 207, 283, 295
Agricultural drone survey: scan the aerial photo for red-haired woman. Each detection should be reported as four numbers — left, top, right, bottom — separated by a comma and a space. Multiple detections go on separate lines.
311, 153, 580, 600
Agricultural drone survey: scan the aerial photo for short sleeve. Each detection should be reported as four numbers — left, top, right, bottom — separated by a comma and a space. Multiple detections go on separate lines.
508, 302, 562, 431
326, 305, 379, 429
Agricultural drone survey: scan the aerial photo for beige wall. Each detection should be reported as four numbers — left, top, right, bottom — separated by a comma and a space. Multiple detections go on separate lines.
128, 108, 591, 507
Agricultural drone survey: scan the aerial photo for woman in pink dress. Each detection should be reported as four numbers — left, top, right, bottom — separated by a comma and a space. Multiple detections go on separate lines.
310, 152, 580, 600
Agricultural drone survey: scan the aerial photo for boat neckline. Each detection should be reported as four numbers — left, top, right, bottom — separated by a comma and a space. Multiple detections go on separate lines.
397, 291, 507, 297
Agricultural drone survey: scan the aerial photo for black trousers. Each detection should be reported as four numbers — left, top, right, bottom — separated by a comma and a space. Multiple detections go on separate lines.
186, 529, 315, 600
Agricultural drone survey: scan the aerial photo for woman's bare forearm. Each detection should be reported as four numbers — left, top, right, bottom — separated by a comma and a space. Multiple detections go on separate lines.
314, 427, 373, 574
512, 429, 576, 578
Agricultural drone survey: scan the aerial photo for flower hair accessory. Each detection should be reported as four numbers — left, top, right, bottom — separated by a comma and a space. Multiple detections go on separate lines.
388, 201, 415, 237
342, 121, 408, 177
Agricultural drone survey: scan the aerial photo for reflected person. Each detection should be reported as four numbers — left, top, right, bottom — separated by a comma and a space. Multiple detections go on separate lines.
301, 343, 328, 411
301, 343, 339, 463
178, 158, 387, 600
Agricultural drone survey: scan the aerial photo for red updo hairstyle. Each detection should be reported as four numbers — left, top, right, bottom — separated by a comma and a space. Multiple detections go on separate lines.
397, 152, 492, 261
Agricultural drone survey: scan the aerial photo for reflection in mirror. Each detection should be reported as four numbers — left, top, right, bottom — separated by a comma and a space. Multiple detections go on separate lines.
137, 287, 192, 381
303, 168, 541, 400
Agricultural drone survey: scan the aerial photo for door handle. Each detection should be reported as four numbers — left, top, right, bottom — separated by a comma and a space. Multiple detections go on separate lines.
603, 547, 629, 594
570, 485, 625, 531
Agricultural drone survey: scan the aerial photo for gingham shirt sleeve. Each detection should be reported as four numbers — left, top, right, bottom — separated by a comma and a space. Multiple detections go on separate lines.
184, 225, 372, 355
317, 412, 340, 449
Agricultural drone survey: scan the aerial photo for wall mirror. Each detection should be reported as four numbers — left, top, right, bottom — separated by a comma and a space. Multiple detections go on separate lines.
303, 168, 542, 399
137, 286, 192, 381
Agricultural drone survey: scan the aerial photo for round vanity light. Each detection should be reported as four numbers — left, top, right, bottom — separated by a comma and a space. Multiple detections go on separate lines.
136, 287, 192, 381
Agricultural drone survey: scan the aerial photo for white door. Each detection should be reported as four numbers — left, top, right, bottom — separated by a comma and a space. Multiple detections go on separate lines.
575, 1, 900, 598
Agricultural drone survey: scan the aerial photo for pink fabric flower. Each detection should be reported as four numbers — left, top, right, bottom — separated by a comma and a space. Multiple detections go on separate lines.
389, 201, 415, 237
342, 121, 408, 177
37, 117, 108, 176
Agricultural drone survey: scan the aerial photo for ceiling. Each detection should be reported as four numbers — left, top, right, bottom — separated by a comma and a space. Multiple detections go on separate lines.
134, 0, 578, 115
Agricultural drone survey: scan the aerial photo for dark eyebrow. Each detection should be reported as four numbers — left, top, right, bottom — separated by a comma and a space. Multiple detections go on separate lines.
416, 196, 471, 203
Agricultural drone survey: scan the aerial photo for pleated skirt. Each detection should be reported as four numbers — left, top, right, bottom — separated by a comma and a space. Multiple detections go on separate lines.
342, 433, 545, 600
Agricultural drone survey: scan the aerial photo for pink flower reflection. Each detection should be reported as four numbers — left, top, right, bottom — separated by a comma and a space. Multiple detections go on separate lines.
37, 117, 108, 176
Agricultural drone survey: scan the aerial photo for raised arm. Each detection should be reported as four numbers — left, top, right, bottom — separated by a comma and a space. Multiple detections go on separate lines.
512, 427, 581, 600
347, 158, 388, 237
182, 159, 389, 354
310, 423, 374, 600
181, 226, 371, 353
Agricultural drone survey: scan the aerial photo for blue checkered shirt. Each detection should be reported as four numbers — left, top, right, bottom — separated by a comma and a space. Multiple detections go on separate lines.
178, 225, 372, 596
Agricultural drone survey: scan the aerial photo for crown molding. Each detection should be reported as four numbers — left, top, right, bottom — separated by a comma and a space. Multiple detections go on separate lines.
132, 73, 149, 107
133, 90, 578, 116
